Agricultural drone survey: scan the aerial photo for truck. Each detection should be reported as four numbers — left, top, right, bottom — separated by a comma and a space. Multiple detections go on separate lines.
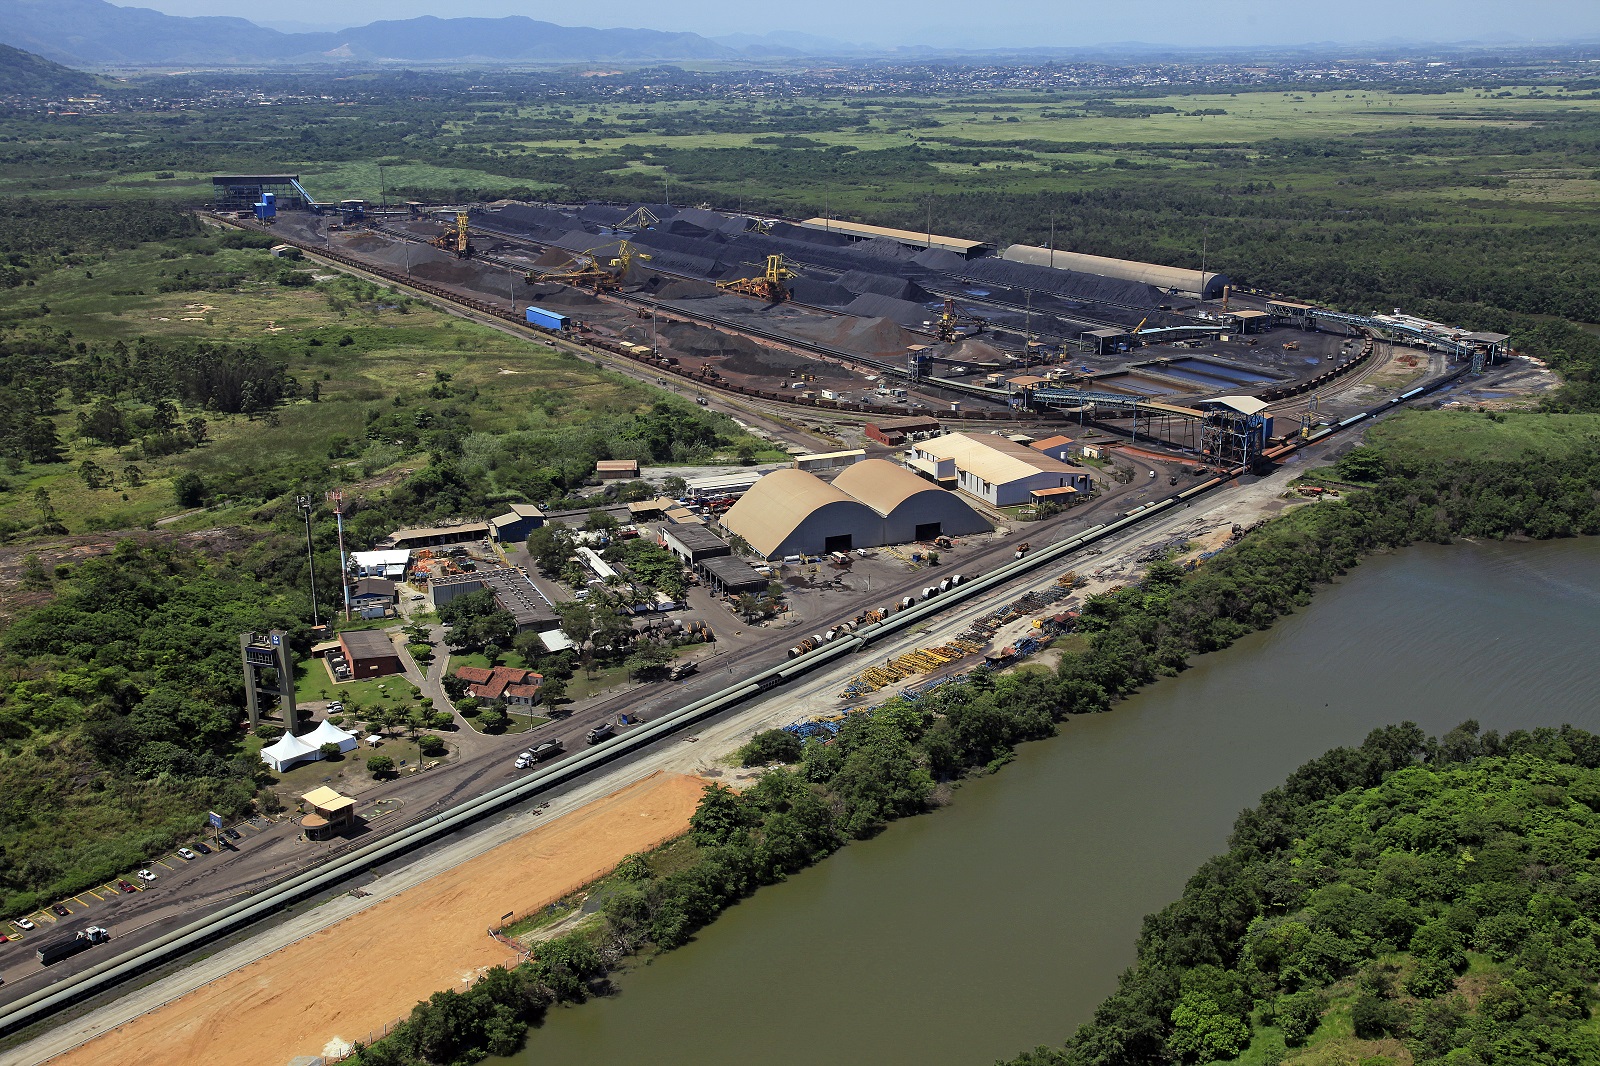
667, 661, 698, 681
524, 305, 570, 332
36, 926, 109, 966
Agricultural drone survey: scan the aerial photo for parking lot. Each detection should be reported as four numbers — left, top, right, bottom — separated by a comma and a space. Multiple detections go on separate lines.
4, 815, 277, 957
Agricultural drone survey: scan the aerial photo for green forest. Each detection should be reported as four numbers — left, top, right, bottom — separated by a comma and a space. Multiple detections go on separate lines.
1001, 724, 1600, 1066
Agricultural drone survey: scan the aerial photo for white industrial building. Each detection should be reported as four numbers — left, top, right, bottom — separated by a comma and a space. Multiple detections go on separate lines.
908, 433, 1092, 507
722, 459, 989, 559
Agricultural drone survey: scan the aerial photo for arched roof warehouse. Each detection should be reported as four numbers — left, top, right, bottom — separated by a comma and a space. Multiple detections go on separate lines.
832, 460, 991, 543
721, 468, 882, 560
723, 463, 991, 560
1000, 245, 1229, 300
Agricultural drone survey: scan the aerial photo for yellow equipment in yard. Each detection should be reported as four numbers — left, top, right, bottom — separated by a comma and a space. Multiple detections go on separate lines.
616, 206, 660, 231
431, 210, 472, 258
528, 239, 651, 292
717, 254, 799, 302
608, 239, 652, 278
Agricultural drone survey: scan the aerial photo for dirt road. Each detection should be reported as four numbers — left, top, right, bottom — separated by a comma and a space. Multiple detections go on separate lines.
36, 772, 705, 1066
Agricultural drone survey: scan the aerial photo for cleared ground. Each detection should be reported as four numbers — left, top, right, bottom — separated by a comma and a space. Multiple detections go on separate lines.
43, 771, 705, 1066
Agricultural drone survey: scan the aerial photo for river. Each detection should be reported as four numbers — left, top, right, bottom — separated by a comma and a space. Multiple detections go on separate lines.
502, 537, 1600, 1066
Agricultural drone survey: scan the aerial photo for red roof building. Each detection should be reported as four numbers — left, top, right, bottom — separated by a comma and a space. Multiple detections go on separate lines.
453, 665, 544, 706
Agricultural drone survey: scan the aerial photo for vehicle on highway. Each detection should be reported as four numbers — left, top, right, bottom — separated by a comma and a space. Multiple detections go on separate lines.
136, 870, 156, 882
514, 755, 532, 770
531, 740, 564, 762
15, 918, 34, 930
51, 904, 70, 917
116, 880, 136, 893
667, 661, 698, 681
36, 926, 109, 966
585, 722, 615, 745
193, 841, 212, 855
176, 848, 196, 861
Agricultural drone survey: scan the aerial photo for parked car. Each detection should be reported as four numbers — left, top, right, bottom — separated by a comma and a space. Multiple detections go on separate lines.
176, 848, 196, 861
15, 918, 35, 930
116, 880, 136, 893
137, 870, 157, 882
223, 828, 241, 841
0, 934, 10, 943
192, 842, 212, 855
51, 904, 70, 917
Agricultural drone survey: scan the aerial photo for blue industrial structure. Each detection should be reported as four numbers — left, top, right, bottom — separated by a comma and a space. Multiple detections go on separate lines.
212, 174, 323, 213
525, 305, 570, 331
253, 192, 276, 221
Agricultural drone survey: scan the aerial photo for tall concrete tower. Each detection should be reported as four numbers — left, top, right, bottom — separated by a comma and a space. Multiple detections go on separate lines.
240, 630, 295, 728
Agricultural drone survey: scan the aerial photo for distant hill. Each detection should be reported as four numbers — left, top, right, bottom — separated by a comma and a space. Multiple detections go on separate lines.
0, 42, 101, 94
329, 16, 736, 62
0, 0, 745, 66
0, 0, 299, 65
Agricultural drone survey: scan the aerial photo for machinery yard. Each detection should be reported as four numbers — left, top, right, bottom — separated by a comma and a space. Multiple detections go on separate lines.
263, 199, 1395, 446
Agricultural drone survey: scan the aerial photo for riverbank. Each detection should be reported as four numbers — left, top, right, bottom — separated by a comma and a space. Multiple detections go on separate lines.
350, 427, 1600, 1065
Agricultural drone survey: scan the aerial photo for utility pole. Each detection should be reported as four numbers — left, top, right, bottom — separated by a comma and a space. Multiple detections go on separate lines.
378, 165, 388, 212
297, 495, 321, 629
327, 490, 350, 621
1048, 213, 1056, 270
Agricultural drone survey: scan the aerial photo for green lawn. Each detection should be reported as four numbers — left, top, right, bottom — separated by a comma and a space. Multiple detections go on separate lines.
465, 710, 550, 736
1367, 410, 1600, 463
266, 736, 445, 798
294, 661, 421, 710
446, 650, 531, 674
563, 661, 635, 704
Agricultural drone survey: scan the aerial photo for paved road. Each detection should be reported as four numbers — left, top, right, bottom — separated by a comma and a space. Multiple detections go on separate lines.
0, 471, 1173, 1008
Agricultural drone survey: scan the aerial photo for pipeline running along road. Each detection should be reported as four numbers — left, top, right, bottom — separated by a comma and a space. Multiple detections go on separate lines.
0, 350, 1474, 1044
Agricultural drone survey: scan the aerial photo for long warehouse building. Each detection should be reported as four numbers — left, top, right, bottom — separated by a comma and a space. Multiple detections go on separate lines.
1000, 245, 1229, 300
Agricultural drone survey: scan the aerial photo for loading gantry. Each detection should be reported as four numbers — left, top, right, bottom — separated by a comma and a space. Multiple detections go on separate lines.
527, 239, 651, 293
717, 254, 800, 303
430, 210, 473, 259
935, 297, 986, 343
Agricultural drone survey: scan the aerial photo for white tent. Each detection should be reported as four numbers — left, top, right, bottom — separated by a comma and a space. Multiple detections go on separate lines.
303, 719, 358, 756
260, 731, 320, 773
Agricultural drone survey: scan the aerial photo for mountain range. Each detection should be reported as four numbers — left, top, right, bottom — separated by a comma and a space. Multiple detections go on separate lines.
0, 0, 827, 66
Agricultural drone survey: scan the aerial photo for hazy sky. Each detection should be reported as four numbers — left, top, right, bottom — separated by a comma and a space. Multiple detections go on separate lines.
140, 0, 1600, 48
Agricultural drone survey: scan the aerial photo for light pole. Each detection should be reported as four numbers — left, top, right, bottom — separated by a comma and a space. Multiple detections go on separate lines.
298, 494, 321, 628
327, 490, 349, 621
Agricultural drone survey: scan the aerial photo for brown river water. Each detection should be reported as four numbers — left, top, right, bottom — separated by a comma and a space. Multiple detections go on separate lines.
501, 537, 1600, 1066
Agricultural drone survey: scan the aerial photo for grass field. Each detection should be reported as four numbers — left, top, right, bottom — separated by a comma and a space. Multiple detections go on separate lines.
1367, 410, 1600, 463
0, 233, 774, 538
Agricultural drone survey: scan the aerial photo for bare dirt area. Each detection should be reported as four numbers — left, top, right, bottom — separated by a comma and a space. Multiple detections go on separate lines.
48, 772, 706, 1066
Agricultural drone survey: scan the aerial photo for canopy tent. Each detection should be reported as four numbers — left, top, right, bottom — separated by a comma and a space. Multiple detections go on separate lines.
260, 731, 320, 773
303, 719, 358, 755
